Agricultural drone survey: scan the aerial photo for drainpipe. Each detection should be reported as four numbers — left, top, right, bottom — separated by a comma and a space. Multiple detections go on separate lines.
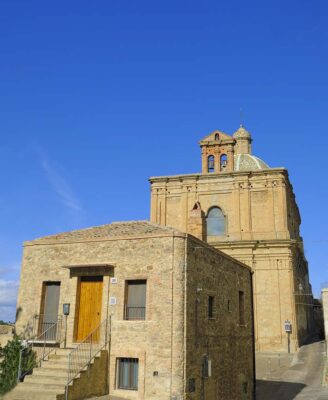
108, 313, 112, 395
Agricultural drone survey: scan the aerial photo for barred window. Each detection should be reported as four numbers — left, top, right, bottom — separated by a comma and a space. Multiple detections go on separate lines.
117, 358, 138, 390
125, 280, 146, 320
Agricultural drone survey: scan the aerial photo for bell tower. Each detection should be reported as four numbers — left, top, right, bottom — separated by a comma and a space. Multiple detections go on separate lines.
200, 130, 235, 174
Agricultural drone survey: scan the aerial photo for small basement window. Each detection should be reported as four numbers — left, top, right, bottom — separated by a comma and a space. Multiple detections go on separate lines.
117, 358, 139, 390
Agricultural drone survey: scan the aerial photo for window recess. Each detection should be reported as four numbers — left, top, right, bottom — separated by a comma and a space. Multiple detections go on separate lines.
125, 280, 147, 321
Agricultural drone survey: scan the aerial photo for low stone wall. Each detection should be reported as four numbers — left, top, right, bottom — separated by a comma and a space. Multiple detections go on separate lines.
0, 325, 14, 349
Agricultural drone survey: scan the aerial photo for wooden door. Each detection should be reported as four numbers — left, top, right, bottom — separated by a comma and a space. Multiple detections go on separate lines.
75, 276, 103, 342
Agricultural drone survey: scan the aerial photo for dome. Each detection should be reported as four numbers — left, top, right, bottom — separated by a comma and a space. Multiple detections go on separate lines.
234, 154, 269, 171
233, 126, 251, 139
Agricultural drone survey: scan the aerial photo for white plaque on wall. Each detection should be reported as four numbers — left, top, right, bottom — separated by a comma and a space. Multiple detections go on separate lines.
109, 297, 117, 305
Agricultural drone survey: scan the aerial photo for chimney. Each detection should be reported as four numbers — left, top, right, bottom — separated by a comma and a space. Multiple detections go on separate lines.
188, 202, 206, 242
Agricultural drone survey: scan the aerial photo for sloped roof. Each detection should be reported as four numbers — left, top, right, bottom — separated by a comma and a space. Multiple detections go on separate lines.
27, 221, 181, 244
199, 130, 233, 144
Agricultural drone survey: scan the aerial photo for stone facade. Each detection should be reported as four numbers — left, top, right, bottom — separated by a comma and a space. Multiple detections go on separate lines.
150, 127, 314, 353
0, 324, 14, 348
16, 221, 254, 400
58, 351, 109, 400
322, 289, 328, 355
313, 299, 324, 340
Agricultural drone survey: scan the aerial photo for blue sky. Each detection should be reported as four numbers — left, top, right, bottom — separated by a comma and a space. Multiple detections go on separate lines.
0, 0, 327, 322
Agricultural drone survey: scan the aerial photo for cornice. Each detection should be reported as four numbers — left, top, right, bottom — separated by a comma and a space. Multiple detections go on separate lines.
149, 168, 288, 183
211, 238, 302, 250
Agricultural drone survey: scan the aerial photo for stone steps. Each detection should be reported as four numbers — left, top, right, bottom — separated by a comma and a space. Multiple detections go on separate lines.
32, 368, 68, 378
3, 385, 62, 400
16, 382, 65, 391
50, 348, 76, 357
37, 362, 69, 371
24, 373, 68, 385
3, 348, 71, 400
3, 347, 104, 400
41, 359, 69, 367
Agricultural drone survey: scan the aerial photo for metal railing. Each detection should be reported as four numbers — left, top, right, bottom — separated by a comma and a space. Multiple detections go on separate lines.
31, 317, 64, 364
125, 306, 146, 320
21, 314, 59, 340
35, 316, 62, 342
30, 314, 61, 339
18, 316, 64, 381
65, 318, 110, 400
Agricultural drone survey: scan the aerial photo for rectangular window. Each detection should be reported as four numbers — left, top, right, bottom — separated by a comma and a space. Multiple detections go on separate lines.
117, 358, 138, 390
125, 280, 147, 320
39, 282, 61, 340
208, 296, 214, 319
239, 291, 245, 326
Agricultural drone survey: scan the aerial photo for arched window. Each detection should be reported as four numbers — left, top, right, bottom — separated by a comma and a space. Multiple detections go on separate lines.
207, 155, 215, 173
220, 154, 227, 171
215, 133, 219, 141
206, 207, 225, 236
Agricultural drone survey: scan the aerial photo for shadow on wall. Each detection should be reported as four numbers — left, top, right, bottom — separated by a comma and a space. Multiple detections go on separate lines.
256, 380, 305, 400
14, 307, 35, 339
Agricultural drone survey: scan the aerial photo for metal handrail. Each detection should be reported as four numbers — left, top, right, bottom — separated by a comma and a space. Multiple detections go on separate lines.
31, 317, 64, 364
65, 318, 110, 400
18, 316, 64, 381
24, 314, 62, 340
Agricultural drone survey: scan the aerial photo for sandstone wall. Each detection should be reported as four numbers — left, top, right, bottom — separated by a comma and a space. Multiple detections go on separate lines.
16, 233, 186, 400
185, 237, 254, 400
150, 169, 298, 242
150, 169, 313, 352
322, 289, 328, 354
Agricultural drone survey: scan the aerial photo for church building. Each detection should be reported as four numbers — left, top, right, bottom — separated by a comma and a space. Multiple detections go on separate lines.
150, 126, 314, 353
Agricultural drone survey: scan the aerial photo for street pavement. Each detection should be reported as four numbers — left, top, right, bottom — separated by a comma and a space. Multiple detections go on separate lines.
257, 340, 328, 400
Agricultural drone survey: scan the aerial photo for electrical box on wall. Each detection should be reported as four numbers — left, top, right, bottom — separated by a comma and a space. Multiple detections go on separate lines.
109, 297, 117, 305
284, 320, 292, 333
63, 303, 70, 316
